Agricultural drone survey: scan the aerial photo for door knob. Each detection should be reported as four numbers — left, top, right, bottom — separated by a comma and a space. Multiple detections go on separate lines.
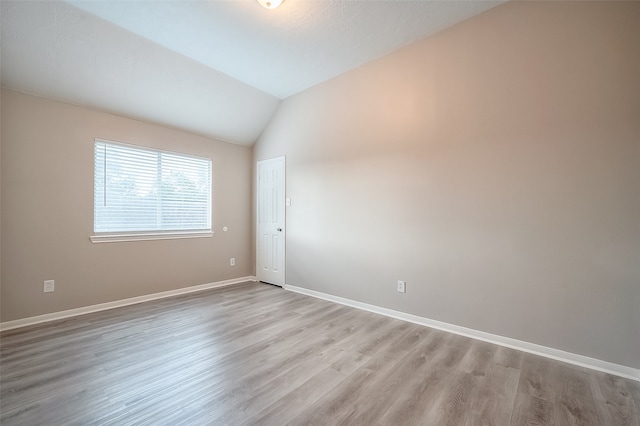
277, 228, 282, 232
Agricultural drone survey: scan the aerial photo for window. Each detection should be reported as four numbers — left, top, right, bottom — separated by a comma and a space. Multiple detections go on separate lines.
91, 139, 212, 243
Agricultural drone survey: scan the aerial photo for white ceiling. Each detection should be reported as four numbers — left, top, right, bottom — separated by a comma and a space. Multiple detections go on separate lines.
1, 0, 504, 145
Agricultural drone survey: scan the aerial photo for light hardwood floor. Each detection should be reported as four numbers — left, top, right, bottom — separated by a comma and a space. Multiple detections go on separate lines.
1, 282, 638, 425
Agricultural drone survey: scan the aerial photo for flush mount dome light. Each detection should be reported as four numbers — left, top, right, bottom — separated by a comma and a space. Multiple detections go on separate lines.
257, 0, 284, 9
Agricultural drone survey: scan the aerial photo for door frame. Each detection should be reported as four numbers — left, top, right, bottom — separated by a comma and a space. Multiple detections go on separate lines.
255, 156, 286, 286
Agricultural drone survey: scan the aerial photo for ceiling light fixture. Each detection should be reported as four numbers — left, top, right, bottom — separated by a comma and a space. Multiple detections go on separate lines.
257, 0, 284, 9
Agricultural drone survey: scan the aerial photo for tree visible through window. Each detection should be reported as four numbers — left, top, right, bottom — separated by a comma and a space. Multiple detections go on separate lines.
94, 139, 212, 235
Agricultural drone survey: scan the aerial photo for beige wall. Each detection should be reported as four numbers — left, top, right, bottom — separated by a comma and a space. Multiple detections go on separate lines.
0, 88, 3, 315
254, 1, 640, 368
1, 89, 252, 322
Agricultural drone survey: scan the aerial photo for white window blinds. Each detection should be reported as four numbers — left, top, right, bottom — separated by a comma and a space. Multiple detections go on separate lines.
94, 140, 212, 234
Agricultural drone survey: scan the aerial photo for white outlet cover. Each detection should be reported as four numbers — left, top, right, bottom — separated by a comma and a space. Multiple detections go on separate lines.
397, 280, 406, 293
44, 280, 55, 292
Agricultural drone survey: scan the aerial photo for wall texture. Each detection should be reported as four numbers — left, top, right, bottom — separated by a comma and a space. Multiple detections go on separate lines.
254, 1, 640, 368
1, 89, 252, 322
0, 88, 3, 314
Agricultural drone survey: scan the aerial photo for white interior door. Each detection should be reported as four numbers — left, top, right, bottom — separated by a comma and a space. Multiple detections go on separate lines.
256, 156, 285, 286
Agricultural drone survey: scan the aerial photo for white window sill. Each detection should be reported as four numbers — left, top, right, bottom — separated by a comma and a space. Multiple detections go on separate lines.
90, 231, 213, 244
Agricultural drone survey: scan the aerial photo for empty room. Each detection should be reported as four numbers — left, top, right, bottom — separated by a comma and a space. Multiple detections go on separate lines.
1, 0, 639, 424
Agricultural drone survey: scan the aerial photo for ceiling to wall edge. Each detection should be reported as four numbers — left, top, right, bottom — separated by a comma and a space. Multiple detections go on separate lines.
1, 1, 506, 147
0, 85, 279, 149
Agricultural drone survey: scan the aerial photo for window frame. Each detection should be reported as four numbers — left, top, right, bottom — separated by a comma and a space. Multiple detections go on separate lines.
90, 138, 213, 243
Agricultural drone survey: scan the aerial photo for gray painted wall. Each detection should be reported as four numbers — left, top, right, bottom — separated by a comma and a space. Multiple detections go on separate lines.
254, 1, 640, 368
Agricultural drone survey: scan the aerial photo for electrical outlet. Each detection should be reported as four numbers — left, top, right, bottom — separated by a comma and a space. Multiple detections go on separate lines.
44, 280, 55, 293
230, 258, 236, 266
397, 280, 406, 293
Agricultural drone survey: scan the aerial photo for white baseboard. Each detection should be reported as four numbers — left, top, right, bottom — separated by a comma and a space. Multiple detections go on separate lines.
283, 284, 640, 382
0, 276, 257, 332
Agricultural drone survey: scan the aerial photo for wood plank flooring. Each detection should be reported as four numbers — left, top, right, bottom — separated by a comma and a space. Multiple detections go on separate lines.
1, 282, 638, 425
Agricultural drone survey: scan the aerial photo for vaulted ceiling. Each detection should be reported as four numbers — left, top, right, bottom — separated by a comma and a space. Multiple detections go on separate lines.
1, 0, 504, 145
